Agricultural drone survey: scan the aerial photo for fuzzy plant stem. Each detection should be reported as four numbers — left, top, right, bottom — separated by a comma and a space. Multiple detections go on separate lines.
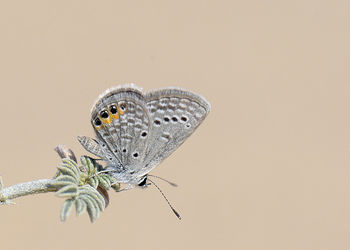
0, 178, 57, 204
0, 145, 76, 204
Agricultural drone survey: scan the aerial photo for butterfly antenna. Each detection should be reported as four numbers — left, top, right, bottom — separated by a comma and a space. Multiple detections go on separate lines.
147, 178, 181, 220
148, 174, 178, 187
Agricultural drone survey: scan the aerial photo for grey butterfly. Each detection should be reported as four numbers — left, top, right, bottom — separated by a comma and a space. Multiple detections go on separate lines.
78, 84, 210, 216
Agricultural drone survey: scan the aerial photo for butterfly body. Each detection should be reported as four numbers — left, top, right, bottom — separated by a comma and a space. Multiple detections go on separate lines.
78, 84, 210, 189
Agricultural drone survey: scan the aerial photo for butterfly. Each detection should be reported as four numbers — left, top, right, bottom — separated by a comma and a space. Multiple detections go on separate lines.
78, 84, 210, 218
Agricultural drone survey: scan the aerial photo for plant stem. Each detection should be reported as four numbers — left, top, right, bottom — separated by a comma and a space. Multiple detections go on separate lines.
0, 178, 57, 203
0, 145, 76, 204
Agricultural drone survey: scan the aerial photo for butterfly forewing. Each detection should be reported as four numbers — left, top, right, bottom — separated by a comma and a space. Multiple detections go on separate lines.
90, 86, 152, 171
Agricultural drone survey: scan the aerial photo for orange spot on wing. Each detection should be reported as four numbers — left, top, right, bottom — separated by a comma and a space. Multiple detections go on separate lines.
101, 114, 113, 124
112, 113, 119, 120
95, 124, 105, 130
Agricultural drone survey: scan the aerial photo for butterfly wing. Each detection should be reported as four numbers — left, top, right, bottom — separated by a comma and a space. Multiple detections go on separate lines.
135, 87, 210, 176
78, 85, 210, 180
84, 85, 152, 173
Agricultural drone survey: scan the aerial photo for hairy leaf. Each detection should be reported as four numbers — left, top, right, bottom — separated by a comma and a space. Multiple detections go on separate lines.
98, 175, 111, 190
81, 156, 95, 176
62, 158, 80, 177
79, 186, 105, 211
57, 166, 79, 183
56, 184, 78, 198
75, 198, 87, 216
52, 175, 78, 187
60, 199, 75, 222
83, 195, 99, 223
91, 176, 100, 189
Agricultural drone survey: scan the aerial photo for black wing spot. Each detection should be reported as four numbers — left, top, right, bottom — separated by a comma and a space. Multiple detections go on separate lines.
181, 116, 188, 122
133, 152, 139, 158
100, 110, 109, 119
141, 131, 147, 137
154, 119, 161, 126
94, 118, 102, 126
109, 105, 118, 114
164, 116, 170, 122
122, 148, 127, 153
172, 116, 178, 122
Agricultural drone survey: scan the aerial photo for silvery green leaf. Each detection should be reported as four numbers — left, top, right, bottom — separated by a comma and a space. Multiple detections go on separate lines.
98, 175, 111, 190
58, 162, 80, 183
57, 165, 79, 183
55, 175, 77, 183
56, 184, 78, 198
81, 156, 96, 176
75, 198, 87, 216
60, 198, 75, 222
82, 195, 99, 223
105, 174, 117, 183
79, 186, 105, 211
53, 181, 75, 188
88, 176, 99, 189
80, 155, 88, 167
62, 158, 80, 178
81, 194, 100, 212
53, 175, 78, 187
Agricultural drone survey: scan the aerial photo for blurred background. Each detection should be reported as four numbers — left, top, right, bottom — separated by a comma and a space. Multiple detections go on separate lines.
1, 1, 350, 249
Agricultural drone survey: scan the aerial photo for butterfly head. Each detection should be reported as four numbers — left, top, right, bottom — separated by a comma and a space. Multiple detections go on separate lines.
137, 175, 149, 188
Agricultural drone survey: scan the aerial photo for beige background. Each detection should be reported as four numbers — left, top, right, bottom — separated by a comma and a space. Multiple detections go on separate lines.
0, 1, 350, 250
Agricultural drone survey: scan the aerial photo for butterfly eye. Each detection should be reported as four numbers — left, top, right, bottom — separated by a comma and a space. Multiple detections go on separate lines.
100, 110, 109, 119
138, 176, 147, 187
109, 105, 118, 114
94, 118, 102, 126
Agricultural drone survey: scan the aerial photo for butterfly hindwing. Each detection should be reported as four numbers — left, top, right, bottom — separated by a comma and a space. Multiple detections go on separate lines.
137, 87, 210, 176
